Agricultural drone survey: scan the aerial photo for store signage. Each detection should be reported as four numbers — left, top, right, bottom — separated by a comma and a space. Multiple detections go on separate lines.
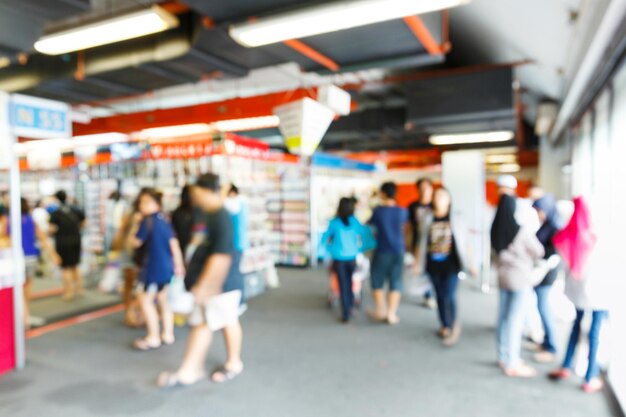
312, 153, 377, 172
149, 141, 214, 159
222, 134, 270, 159
9, 94, 71, 140
274, 97, 335, 156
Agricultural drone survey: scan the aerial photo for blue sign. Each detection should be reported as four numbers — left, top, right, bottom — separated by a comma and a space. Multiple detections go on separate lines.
9, 94, 71, 139
312, 152, 377, 172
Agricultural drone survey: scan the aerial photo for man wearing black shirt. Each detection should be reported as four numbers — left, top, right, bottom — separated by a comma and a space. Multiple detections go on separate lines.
159, 173, 244, 387
407, 178, 436, 309
49, 190, 85, 300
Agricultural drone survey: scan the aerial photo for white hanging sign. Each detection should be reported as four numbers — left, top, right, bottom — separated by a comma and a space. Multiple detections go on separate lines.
318, 85, 351, 116
273, 97, 335, 156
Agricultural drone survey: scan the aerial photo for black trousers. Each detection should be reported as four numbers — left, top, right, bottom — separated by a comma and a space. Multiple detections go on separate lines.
333, 260, 356, 320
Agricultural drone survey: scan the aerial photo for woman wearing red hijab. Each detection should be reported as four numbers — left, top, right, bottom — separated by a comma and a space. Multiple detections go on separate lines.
549, 196, 609, 394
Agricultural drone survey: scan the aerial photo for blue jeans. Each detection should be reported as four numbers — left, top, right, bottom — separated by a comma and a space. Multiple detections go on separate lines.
534, 285, 557, 353
429, 271, 459, 329
562, 309, 608, 382
370, 252, 404, 291
333, 260, 356, 320
497, 288, 530, 369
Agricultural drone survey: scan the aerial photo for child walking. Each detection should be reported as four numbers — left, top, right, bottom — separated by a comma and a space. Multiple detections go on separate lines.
131, 189, 185, 351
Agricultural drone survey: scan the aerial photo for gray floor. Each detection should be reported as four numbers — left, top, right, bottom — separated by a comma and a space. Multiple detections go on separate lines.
0, 269, 618, 417
29, 290, 121, 325
28, 275, 121, 326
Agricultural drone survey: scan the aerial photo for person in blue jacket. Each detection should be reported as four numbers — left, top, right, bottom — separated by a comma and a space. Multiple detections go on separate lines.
323, 197, 370, 323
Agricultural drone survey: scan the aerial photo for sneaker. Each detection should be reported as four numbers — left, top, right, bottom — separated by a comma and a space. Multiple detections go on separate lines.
582, 378, 604, 393
548, 368, 572, 381
533, 351, 556, 363
422, 297, 437, 310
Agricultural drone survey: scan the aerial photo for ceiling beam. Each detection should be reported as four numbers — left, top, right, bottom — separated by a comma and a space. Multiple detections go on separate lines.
84, 77, 144, 95
141, 63, 198, 84
187, 48, 248, 77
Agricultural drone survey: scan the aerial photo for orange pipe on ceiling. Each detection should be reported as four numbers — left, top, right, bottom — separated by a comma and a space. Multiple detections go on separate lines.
403, 16, 446, 55
283, 39, 340, 72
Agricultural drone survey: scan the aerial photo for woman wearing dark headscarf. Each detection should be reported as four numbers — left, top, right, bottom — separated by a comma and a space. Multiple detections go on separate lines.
491, 193, 545, 378
531, 194, 562, 363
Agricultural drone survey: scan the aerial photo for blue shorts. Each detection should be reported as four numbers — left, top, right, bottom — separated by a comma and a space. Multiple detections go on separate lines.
370, 252, 404, 291
223, 251, 244, 303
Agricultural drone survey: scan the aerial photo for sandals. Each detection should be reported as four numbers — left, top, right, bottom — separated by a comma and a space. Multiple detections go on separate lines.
157, 371, 207, 389
132, 338, 161, 351
211, 365, 243, 384
161, 334, 175, 346
367, 311, 387, 323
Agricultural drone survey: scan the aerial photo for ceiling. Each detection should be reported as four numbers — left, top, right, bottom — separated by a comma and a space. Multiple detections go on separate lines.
0, 0, 614, 151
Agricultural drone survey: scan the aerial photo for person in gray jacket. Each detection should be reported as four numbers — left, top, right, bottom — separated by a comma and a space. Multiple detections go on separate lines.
491, 189, 545, 378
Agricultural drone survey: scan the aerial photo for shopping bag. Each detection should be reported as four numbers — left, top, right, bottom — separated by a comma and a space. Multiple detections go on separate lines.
168, 276, 195, 314
204, 290, 242, 332
98, 262, 121, 293
405, 270, 431, 298
531, 255, 561, 286
353, 253, 370, 282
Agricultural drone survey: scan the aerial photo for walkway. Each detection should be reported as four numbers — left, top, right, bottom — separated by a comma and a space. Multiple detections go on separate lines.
0, 269, 618, 417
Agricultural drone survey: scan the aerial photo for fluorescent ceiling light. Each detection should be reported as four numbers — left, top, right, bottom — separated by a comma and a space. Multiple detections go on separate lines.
229, 0, 471, 47
34, 5, 179, 55
429, 130, 515, 146
134, 116, 281, 140
73, 133, 129, 147
135, 123, 214, 140
497, 163, 521, 173
485, 154, 517, 164
13, 132, 128, 156
213, 116, 280, 132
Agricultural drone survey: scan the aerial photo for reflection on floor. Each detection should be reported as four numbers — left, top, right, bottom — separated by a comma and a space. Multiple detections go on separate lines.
1, 268, 618, 417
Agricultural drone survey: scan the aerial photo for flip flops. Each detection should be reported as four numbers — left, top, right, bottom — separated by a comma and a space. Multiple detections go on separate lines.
132, 338, 161, 351
211, 365, 243, 384
157, 371, 207, 389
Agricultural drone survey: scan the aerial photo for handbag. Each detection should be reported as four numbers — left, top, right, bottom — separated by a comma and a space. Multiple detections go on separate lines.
98, 262, 122, 293
132, 217, 153, 267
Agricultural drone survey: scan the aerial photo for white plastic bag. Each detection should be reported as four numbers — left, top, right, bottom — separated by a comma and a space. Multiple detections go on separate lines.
98, 263, 121, 293
168, 276, 195, 314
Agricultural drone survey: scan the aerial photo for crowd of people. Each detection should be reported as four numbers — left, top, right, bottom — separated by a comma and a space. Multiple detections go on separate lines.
321, 174, 609, 393
0, 170, 610, 394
